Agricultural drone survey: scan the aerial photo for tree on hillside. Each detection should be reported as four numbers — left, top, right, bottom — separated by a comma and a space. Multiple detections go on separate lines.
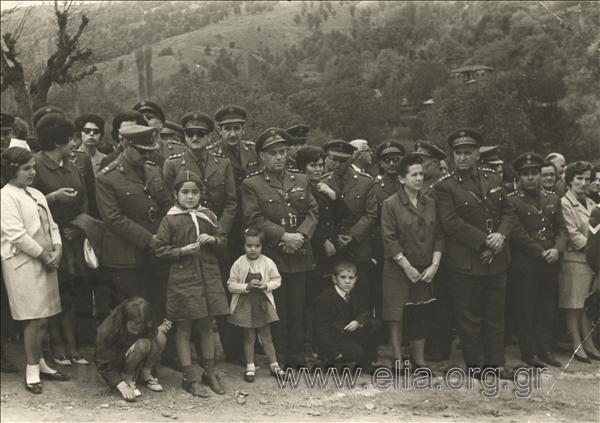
1, 1, 96, 122
144, 45, 153, 97
134, 48, 145, 97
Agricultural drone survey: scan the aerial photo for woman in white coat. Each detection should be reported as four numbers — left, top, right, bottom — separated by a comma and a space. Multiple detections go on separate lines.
559, 161, 600, 362
1, 147, 69, 394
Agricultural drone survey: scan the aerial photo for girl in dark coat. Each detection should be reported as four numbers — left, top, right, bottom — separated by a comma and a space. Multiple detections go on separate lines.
155, 170, 229, 397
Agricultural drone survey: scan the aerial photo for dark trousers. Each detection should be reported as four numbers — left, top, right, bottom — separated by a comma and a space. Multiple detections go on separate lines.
321, 323, 379, 368
272, 271, 307, 365
217, 256, 243, 363
510, 269, 558, 358
108, 259, 169, 321
425, 268, 453, 360
447, 271, 507, 368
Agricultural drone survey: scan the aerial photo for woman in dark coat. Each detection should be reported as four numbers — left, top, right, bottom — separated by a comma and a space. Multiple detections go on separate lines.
31, 113, 90, 366
381, 153, 444, 370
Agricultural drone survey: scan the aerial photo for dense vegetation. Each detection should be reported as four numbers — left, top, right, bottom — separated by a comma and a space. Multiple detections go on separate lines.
3, 1, 598, 160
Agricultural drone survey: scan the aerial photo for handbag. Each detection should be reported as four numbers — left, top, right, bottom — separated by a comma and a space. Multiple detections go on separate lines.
83, 238, 99, 269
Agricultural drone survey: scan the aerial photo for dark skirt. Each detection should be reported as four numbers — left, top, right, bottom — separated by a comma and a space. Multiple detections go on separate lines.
227, 289, 279, 328
382, 260, 435, 322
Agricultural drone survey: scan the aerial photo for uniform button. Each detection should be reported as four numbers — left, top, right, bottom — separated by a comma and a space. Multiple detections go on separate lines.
324, 206, 329, 210
357, 195, 360, 199
287, 203, 291, 207
268, 199, 273, 203
341, 194, 345, 199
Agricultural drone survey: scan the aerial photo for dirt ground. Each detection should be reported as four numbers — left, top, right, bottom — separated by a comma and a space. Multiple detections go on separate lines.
1, 340, 599, 423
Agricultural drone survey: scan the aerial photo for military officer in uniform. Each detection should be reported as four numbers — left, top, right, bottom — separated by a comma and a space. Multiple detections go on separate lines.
159, 120, 186, 158
163, 112, 237, 234
414, 140, 447, 196
507, 153, 566, 368
133, 100, 166, 130
286, 124, 310, 170
96, 125, 172, 312
242, 128, 318, 368
371, 141, 405, 319
433, 129, 516, 379
321, 139, 377, 311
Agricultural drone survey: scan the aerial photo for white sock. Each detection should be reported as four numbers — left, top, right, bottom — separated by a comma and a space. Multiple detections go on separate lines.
26, 364, 41, 384
246, 362, 256, 372
39, 358, 57, 374
270, 362, 281, 371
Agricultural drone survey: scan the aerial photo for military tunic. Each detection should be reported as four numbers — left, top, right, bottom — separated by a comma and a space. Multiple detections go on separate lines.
433, 167, 516, 368
507, 188, 567, 359
158, 139, 186, 159
163, 147, 237, 234
96, 156, 172, 309
213, 140, 261, 188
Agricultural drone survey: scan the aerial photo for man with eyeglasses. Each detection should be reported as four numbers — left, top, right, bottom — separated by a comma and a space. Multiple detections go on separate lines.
163, 112, 237, 235
96, 125, 171, 310
321, 139, 377, 312
371, 141, 405, 320
349, 139, 374, 176
242, 128, 318, 369
414, 140, 447, 197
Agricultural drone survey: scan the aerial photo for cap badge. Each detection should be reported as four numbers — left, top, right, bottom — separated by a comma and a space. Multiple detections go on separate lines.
459, 131, 466, 137
269, 129, 275, 136
228, 107, 235, 113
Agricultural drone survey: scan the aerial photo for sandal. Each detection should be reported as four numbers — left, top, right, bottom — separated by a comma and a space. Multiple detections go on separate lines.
182, 377, 209, 398
70, 355, 89, 365
144, 376, 164, 392
51, 355, 72, 366
244, 369, 255, 383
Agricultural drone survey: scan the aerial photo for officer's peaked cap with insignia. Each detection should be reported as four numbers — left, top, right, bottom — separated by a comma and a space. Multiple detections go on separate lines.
161, 120, 184, 137
375, 141, 405, 161
479, 145, 504, 165
255, 127, 292, 154
446, 128, 483, 150
181, 112, 215, 132
286, 124, 310, 145
133, 100, 166, 124
414, 140, 446, 160
512, 152, 544, 172
32, 106, 66, 128
0, 113, 15, 130
119, 125, 159, 150
214, 105, 247, 125
323, 139, 356, 158
173, 169, 203, 189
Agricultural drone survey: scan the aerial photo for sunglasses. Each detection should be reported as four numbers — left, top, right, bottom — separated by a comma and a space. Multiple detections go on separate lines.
185, 129, 208, 138
382, 156, 401, 165
82, 127, 101, 135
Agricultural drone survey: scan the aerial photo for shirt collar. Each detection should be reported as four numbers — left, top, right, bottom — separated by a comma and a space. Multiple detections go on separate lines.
334, 285, 349, 300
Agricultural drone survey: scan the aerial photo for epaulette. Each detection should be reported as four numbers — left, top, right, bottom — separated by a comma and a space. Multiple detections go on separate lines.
167, 140, 184, 146
320, 172, 332, 180
242, 140, 255, 145
480, 167, 498, 175
209, 149, 226, 158
437, 172, 454, 183
144, 160, 158, 167
206, 143, 218, 150
244, 170, 262, 180
375, 174, 383, 181
101, 160, 120, 175
355, 170, 373, 179
287, 167, 302, 173
507, 191, 517, 197
167, 153, 184, 160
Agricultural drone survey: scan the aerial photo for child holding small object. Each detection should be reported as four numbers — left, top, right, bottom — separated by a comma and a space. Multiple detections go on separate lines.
227, 228, 284, 382
155, 170, 229, 397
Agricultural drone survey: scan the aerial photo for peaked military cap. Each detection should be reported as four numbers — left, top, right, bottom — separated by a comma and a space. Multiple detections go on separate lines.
513, 152, 544, 172
0, 113, 15, 130
479, 145, 504, 165
255, 127, 292, 154
161, 120, 184, 137
32, 106, 66, 128
214, 105, 247, 125
323, 139, 356, 158
446, 128, 483, 149
181, 112, 215, 132
119, 125, 159, 150
133, 100, 166, 124
414, 140, 446, 160
375, 141, 405, 161
286, 124, 310, 145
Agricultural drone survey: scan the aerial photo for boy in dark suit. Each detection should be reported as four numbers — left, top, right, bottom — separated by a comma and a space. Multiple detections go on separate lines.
315, 261, 378, 372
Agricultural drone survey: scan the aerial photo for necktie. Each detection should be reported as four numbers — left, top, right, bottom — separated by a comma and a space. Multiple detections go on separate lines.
344, 293, 350, 303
